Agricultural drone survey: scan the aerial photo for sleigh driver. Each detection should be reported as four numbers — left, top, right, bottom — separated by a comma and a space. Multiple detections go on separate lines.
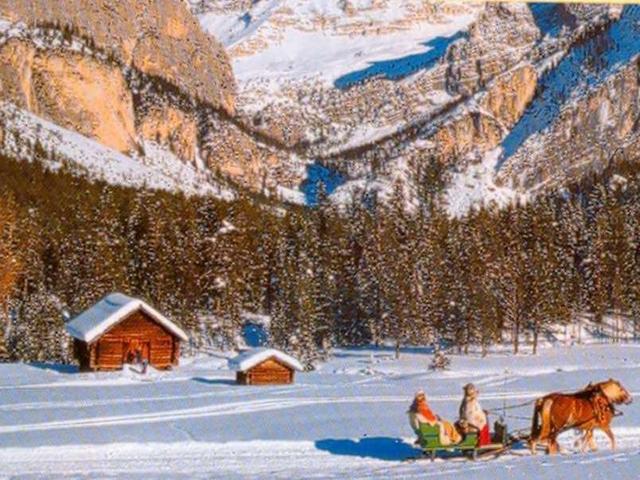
457, 383, 491, 446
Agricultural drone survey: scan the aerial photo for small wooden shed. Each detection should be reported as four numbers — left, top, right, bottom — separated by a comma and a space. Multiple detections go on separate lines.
230, 348, 303, 385
66, 293, 188, 372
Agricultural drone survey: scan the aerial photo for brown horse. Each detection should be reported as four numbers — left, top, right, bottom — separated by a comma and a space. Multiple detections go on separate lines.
528, 379, 632, 455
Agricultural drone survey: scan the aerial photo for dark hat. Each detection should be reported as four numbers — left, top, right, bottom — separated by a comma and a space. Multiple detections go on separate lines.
464, 383, 478, 393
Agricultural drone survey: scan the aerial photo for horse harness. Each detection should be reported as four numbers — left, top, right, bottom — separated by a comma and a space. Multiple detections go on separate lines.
561, 388, 620, 433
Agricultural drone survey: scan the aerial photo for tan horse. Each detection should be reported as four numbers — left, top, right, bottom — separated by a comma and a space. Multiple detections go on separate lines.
528, 379, 632, 455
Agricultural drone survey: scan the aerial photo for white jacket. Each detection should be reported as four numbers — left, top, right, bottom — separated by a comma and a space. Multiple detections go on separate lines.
459, 397, 487, 430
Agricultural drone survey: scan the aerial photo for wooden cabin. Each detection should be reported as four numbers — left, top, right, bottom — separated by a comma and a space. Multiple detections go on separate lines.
230, 348, 303, 385
66, 293, 188, 372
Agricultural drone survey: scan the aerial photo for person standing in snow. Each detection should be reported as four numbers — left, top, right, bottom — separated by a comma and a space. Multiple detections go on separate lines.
408, 391, 461, 445
458, 383, 490, 445
141, 358, 148, 375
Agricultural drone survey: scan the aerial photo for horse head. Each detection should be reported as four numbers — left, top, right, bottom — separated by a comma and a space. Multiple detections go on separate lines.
600, 378, 633, 405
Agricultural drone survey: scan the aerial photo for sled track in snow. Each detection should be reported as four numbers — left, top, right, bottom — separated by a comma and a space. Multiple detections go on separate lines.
0, 378, 547, 413
4, 390, 638, 434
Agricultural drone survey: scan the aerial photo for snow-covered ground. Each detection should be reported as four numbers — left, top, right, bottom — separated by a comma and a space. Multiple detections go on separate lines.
445, 149, 525, 216
197, 1, 479, 85
0, 103, 236, 201
1, 341, 639, 479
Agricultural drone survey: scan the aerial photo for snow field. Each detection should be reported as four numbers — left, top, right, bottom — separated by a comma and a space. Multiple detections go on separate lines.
1, 343, 640, 478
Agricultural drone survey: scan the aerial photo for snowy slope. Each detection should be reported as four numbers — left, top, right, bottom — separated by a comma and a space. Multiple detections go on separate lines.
445, 149, 524, 216
501, 5, 640, 163
198, 0, 479, 84
0, 103, 235, 200
1, 342, 639, 478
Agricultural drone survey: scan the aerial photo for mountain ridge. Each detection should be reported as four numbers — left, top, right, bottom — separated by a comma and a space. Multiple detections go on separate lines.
0, 1, 637, 214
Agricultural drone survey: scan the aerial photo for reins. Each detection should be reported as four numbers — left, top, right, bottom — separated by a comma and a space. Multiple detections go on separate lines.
556, 393, 624, 435
487, 389, 627, 437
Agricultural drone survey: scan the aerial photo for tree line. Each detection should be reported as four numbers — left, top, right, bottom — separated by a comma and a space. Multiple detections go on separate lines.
1, 151, 640, 367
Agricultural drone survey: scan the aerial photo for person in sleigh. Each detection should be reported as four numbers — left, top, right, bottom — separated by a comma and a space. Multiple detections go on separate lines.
458, 383, 491, 446
408, 390, 462, 445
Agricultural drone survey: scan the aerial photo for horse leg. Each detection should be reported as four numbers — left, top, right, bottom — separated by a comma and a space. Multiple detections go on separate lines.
529, 437, 538, 455
529, 432, 542, 455
588, 430, 598, 452
529, 399, 543, 455
536, 398, 556, 455
581, 430, 597, 453
578, 430, 589, 453
602, 426, 616, 451
547, 433, 559, 455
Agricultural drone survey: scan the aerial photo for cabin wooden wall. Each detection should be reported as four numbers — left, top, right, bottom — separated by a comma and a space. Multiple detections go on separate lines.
237, 357, 294, 385
77, 309, 180, 371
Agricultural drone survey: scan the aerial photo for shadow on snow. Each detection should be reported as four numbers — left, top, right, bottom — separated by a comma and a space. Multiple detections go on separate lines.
334, 32, 465, 90
301, 163, 346, 205
315, 437, 421, 461
331, 345, 436, 359
528, 3, 575, 39
242, 322, 269, 348
191, 377, 237, 386
27, 363, 79, 374
497, 5, 640, 170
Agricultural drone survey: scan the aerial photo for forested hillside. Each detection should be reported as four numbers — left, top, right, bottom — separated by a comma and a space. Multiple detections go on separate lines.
1, 150, 640, 367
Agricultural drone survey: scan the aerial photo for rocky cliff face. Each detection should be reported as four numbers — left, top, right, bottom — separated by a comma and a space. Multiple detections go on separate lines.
0, 39, 137, 153
432, 65, 538, 161
0, 0, 235, 112
499, 58, 640, 193
0, 0, 236, 168
444, 3, 540, 96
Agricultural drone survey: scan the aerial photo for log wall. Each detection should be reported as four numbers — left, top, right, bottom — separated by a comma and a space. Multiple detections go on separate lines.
76, 309, 180, 371
237, 357, 295, 385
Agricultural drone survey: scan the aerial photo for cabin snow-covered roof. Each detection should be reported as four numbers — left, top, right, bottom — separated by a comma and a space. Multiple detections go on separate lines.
65, 293, 188, 343
229, 348, 304, 372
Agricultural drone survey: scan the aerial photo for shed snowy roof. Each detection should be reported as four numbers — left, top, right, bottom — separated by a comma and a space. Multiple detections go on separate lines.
229, 348, 304, 372
65, 293, 188, 343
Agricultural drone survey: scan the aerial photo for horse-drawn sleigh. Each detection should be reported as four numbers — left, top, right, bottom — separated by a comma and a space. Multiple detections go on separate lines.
412, 378, 632, 461
417, 419, 509, 461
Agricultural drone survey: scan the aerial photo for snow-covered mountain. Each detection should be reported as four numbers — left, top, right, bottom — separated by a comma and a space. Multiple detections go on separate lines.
192, 1, 636, 212
0, 1, 638, 212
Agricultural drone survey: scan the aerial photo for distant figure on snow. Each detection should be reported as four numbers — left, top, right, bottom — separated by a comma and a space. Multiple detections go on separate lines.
141, 358, 148, 375
458, 383, 490, 445
408, 390, 462, 445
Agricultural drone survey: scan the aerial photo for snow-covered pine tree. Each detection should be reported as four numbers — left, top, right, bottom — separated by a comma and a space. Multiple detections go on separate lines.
355, 195, 388, 347
211, 200, 250, 351
375, 180, 420, 359
466, 207, 500, 356
270, 216, 299, 354
313, 183, 348, 357
584, 184, 610, 324
0, 192, 19, 361
336, 192, 370, 345
494, 205, 529, 354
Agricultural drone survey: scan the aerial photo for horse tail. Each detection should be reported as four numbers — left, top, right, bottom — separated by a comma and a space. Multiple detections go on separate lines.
531, 396, 555, 439
539, 397, 555, 440
530, 397, 544, 440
